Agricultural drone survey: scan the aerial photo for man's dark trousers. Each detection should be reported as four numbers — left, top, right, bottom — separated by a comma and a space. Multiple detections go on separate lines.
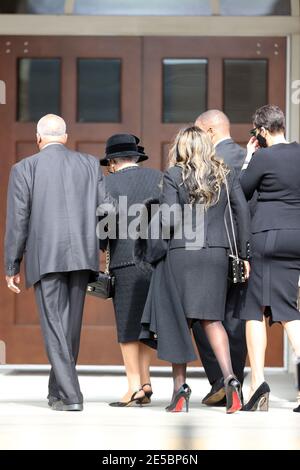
34, 270, 90, 404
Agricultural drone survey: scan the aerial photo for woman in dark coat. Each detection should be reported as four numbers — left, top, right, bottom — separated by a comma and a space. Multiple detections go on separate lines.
239, 105, 300, 413
100, 134, 162, 407
140, 126, 251, 413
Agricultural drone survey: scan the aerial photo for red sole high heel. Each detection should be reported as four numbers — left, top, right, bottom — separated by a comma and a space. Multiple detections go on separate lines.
166, 384, 191, 413
227, 389, 242, 414
171, 396, 185, 413
225, 376, 242, 414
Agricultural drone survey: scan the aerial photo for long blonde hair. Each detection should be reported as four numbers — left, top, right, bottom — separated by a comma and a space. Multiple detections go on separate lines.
168, 126, 229, 208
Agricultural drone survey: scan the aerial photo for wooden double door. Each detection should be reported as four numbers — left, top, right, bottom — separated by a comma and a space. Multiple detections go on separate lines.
0, 36, 286, 365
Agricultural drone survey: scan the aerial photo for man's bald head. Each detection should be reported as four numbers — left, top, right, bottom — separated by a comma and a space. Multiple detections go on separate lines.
195, 110, 231, 145
36, 114, 68, 149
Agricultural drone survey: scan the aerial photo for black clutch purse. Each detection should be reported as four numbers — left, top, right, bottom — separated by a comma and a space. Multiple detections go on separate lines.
228, 254, 246, 284
223, 172, 247, 284
86, 245, 115, 299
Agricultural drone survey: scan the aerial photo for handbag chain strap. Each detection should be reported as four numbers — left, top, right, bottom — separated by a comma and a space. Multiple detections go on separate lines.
105, 242, 111, 274
222, 169, 239, 260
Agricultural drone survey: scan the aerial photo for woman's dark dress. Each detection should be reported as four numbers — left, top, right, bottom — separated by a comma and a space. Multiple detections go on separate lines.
239, 142, 300, 323
104, 166, 162, 342
140, 165, 251, 363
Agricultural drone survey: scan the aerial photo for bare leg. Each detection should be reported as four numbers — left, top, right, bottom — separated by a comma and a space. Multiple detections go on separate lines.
282, 320, 300, 357
246, 316, 267, 399
201, 320, 234, 380
119, 341, 145, 402
139, 342, 153, 394
282, 320, 300, 409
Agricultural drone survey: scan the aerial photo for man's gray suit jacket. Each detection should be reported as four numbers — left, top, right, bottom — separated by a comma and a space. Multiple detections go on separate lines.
5, 143, 110, 287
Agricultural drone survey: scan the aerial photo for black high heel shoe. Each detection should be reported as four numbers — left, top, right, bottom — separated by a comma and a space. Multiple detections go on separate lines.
109, 389, 144, 407
242, 382, 270, 412
293, 398, 300, 413
224, 375, 242, 414
139, 383, 153, 405
293, 359, 300, 413
166, 384, 191, 413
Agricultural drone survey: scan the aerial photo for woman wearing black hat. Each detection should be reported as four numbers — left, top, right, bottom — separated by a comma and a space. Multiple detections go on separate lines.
100, 134, 162, 407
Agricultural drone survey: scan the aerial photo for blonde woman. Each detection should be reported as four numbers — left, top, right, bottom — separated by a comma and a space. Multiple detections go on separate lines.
140, 126, 251, 413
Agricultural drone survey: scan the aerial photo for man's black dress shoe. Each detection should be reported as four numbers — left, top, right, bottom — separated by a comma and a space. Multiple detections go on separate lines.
51, 400, 83, 411
202, 378, 226, 406
48, 395, 60, 407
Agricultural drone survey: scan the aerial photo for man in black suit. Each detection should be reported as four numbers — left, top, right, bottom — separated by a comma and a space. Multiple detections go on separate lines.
193, 110, 247, 405
5, 114, 113, 411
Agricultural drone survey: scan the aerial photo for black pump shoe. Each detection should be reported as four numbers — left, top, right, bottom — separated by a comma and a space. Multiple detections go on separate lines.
166, 383, 191, 413
224, 375, 242, 414
109, 389, 144, 407
242, 382, 270, 412
293, 360, 300, 413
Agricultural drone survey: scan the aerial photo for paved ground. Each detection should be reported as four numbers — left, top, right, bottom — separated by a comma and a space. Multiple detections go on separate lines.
0, 369, 299, 450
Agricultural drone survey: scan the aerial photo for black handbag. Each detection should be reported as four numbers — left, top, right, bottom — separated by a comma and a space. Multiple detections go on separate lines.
223, 172, 246, 284
86, 244, 115, 299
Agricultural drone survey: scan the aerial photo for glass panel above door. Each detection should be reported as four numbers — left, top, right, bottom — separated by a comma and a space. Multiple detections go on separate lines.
0, 0, 292, 15
77, 59, 121, 123
73, 0, 212, 15
219, 0, 291, 16
0, 0, 65, 14
163, 59, 207, 123
18, 58, 61, 122
224, 59, 268, 123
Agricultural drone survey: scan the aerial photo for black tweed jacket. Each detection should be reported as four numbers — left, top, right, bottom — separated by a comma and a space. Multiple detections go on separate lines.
101, 166, 162, 269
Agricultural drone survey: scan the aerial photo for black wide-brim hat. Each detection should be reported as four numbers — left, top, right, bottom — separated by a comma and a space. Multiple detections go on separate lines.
100, 133, 148, 166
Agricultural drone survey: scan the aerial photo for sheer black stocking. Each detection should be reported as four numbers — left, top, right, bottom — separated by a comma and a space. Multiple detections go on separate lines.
171, 363, 187, 399
170, 319, 233, 400
200, 319, 234, 380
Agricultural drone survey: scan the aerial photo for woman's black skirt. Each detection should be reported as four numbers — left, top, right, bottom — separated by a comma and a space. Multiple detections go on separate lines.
140, 246, 229, 364
169, 247, 228, 320
112, 265, 151, 342
239, 229, 300, 323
